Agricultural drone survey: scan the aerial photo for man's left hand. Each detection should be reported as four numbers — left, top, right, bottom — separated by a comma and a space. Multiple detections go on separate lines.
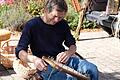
56, 51, 73, 64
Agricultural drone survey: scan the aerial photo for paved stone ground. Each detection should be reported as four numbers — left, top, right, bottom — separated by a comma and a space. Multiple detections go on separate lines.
0, 30, 120, 80
76, 31, 120, 80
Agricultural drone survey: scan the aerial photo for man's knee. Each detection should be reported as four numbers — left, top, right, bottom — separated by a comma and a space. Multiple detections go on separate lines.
87, 63, 98, 73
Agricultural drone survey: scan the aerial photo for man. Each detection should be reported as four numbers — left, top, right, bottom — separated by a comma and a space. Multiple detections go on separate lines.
15, 0, 98, 80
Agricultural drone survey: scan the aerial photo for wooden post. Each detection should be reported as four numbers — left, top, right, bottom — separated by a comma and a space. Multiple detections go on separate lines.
71, 0, 81, 12
71, 0, 90, 40
106, 0, 119, 15
74, 10, 84, 40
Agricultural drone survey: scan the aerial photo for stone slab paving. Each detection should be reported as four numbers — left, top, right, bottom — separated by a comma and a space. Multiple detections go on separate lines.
76, 31, 120, 80
0, 30, 120, 80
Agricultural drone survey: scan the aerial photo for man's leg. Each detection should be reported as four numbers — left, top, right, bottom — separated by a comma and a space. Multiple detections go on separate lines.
66, 56, 99, 80
37, 56, 98, 80
37, 65, 67, 80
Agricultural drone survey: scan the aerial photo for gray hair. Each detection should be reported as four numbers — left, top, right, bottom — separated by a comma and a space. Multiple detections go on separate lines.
44, 0, 68, 12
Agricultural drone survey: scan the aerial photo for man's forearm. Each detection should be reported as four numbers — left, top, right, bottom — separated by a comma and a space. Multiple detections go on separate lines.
19, 50, 37, 63
18, 50, 47, 71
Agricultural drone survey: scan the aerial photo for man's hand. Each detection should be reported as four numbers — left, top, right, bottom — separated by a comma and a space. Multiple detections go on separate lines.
19, 50, 48, 71
56, 45, 76, 63
56, 51, 72, 64
33, 57, 47, 71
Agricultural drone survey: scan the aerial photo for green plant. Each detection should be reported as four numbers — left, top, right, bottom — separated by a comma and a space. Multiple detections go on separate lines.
66, 0, 97, 30
0, 19, 3, 28
0, 4, 10, 16
27, 0, 44, 16
0, 0, 98, 31
65, 0, 79, 31
82, 18, 97, 29
0, 1, 32, 31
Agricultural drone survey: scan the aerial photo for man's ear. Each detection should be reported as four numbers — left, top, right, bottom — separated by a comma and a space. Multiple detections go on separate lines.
44, 8, 50, 13
44, 5, 53, 13
43, 8, 47, 13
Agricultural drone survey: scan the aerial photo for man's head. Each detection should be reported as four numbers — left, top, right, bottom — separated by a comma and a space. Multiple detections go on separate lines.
44, 0, 68, 13
43, 0, 68, 25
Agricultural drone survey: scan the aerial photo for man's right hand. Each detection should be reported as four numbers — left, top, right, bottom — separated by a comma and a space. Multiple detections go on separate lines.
34, 57, 48, 71
19, 50, 48, 71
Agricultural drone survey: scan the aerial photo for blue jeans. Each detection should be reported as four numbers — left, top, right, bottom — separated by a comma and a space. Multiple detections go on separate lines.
38, 56, 98, 80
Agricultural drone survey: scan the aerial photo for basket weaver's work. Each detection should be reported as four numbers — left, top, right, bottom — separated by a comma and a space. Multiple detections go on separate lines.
0, 40, 18, 69
0, 29, 11, 41
42, 56, 89, 80
13, 56, 89, 80
13, 59, 37, 79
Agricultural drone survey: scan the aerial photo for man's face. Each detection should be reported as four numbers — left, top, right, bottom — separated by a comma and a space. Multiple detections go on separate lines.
45, 5, 67, 25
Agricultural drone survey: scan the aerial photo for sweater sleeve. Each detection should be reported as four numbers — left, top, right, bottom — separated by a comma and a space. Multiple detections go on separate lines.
15, 20, 32, 59
64, 23, 76, 47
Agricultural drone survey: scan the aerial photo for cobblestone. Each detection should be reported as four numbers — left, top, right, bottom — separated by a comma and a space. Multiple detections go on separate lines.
77, 31, 120, 80
0, 30, 120, 80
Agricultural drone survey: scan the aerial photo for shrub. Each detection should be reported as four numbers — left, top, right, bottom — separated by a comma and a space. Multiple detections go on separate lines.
0, 1, 32, 31
0, 0, 97, 31
0, 4, 10, 15
27, 0, 44, 16
0, 4, 10, 29
0, 20, 3, 28
82, 18, 97, 29
65, 0, 79, 31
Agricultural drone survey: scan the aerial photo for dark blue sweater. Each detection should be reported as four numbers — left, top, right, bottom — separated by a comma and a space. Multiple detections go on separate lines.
15, 17, 76, 58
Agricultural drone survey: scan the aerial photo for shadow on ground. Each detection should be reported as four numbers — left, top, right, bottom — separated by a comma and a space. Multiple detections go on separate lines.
79, 36, 111, 41
99, 72, 120, 80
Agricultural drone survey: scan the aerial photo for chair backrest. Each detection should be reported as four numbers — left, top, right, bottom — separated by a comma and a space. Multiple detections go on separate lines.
88, 0, 108, 11
88, 0, 119, 14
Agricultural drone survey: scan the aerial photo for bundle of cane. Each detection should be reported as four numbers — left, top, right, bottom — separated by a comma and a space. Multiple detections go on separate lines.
42, 56, 89, 80
13, 59, 37, 79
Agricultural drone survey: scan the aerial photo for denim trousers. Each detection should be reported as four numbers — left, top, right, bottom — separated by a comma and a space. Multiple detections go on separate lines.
38, 56, 98, 80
